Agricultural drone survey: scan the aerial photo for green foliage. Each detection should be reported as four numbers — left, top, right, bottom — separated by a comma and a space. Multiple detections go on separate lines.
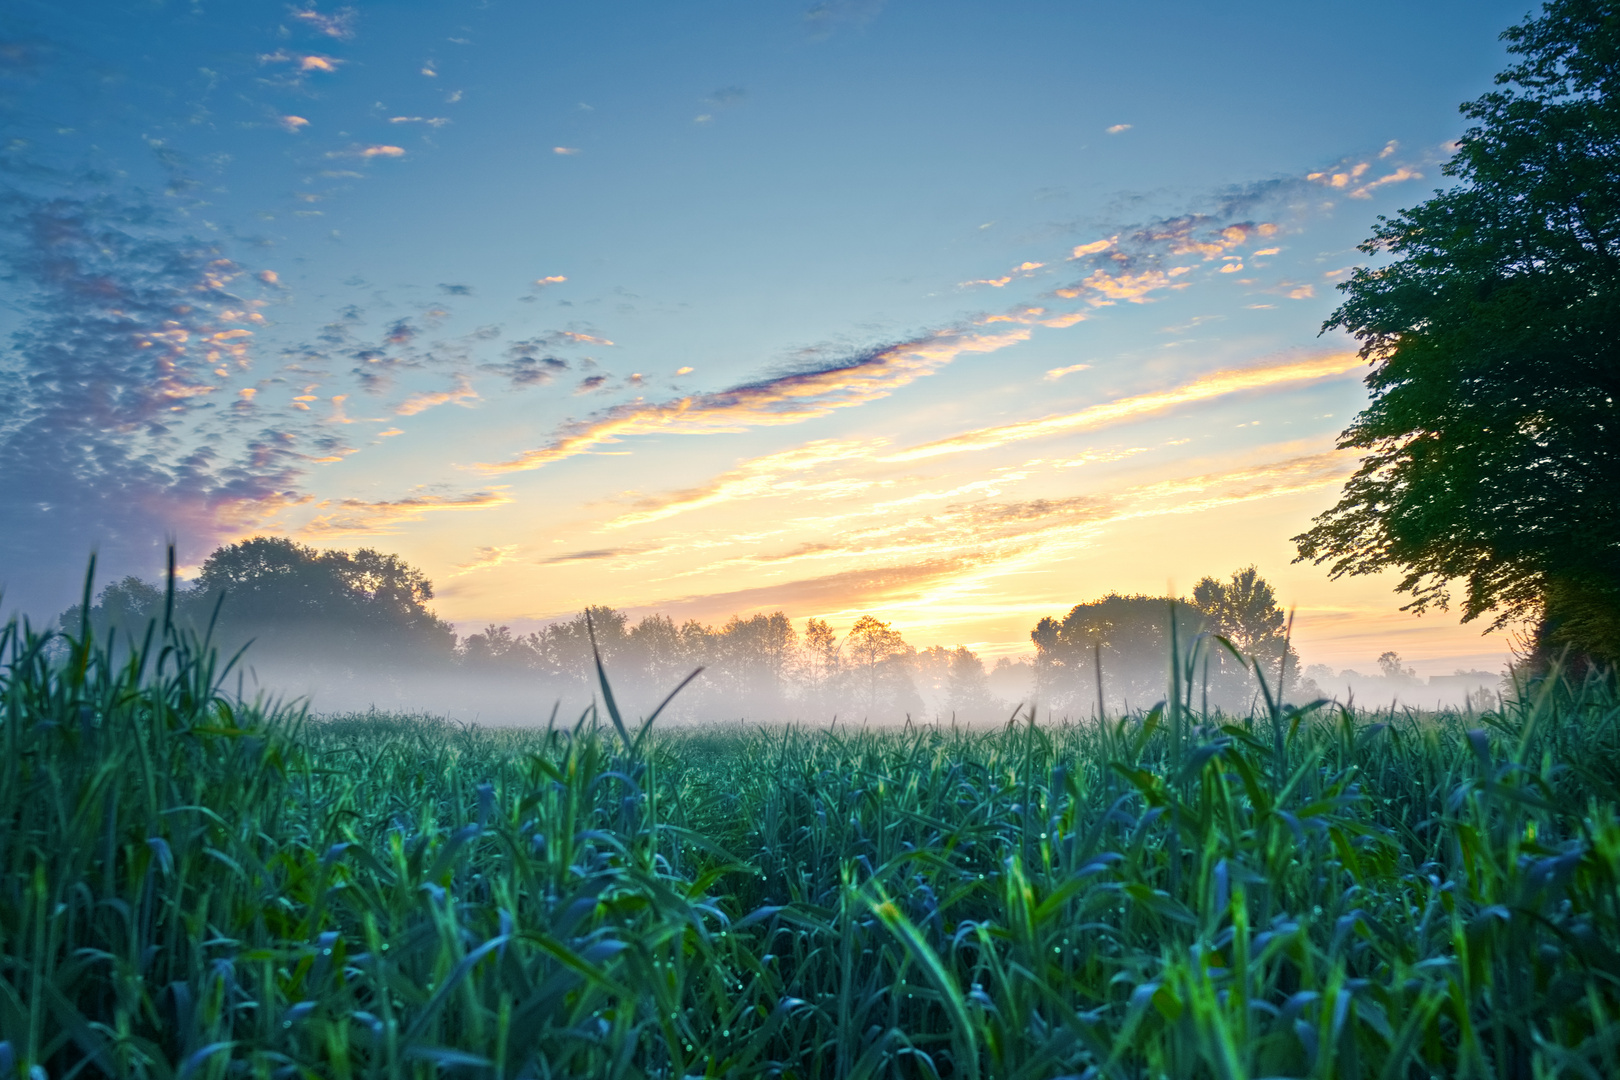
61, 537, 458, 670
6, 577, 1620, 1077
1294, 0, 1620, 662
1032, 569, 1300, 715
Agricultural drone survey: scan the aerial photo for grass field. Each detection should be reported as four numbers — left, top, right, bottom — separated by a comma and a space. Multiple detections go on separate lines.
2, 599, 1619, 1079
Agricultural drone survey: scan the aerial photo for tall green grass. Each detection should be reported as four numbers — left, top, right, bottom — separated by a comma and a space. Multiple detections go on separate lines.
2, 581, 1618, 1078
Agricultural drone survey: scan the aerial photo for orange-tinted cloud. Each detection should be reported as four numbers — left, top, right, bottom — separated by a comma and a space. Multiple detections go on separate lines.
961, 261, 1045, 288
476, 328, 1029, 474
1045, 363, 1091, 380
1069, 238, 1114, 259
1054, 266, 1191, 305
290, 6, 356, 39
882, 351, 1362, 462
451, 544, 519, 576
607, 439, 882, 528
260, 51, 342, 73
302, 488, 512, 536
635, 451, 1356, 620
1349, 166, 1421, 198
396, 375, 478, 416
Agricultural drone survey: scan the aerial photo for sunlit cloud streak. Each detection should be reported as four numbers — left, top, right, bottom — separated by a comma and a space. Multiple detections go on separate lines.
881, 352, 1362, 462
451, 544, 519, 576
302, 489, 513, 536
607, 439, 881, 528
476, 328, 1029, 474
627, 452, 1354, 621
395, 374, 478, 416
290, 6, 357, 40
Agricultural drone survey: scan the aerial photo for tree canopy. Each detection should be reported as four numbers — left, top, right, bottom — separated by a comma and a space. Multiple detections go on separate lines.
63, 537, 456, 667
1294, 0, 1620, 664
1032, 567, 1301, 715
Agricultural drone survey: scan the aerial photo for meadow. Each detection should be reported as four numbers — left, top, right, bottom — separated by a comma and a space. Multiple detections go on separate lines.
2, 599, 1618, 1079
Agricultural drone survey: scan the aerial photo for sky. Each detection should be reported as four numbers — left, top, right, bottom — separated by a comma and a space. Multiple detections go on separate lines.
0, 0, 1537, 676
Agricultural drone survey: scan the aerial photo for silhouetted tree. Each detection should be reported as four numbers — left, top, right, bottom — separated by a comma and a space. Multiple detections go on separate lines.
190, 537, 455, 665
1191, 566, 1301, 699
1295, 0, 1620, 667
1032, 594, 1204, 715
844, 615, 919, 718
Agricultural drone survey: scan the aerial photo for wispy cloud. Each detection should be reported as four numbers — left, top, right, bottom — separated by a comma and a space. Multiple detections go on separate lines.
805, 0, 886, 38
961, 261, 1045, 288
395, 374, 478, 416
260, 50, 343, 73
882, 352, 1362, 462
1307, 157, 1423, 199
302, 488, 512, 536
607, 439, 881, 528
1045, 363, 1091, 380
476, 327, 1029, 474
290, 6, 357, 40
451, 544, 519, 576
624, 451, 1354, 622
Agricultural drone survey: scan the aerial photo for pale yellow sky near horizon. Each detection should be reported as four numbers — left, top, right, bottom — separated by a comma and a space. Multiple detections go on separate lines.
295, 345, 1510, 680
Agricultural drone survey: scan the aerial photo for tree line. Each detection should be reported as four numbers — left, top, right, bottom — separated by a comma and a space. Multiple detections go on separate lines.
60, 537, 1307, 720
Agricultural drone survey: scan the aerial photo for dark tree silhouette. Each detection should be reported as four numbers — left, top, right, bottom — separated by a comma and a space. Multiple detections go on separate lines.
191, 537, 456, 664
1032, 594, 1205, 714
1294, 0, 1620, 665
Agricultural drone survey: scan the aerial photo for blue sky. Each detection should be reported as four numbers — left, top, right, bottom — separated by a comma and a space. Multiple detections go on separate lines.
0, 0, 1535, 673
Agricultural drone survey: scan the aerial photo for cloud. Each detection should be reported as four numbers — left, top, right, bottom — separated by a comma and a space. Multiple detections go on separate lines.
1069, 238, 1114, 259
1306, 157, 1422, 199
1045, 363, 1091, 380
395, 374, 479, 416
451, 544, 519, 576
1106, 124, 1131, 134
961, 261, 1045, 288
480, 341, 569, 388
302, 488, 512, 536
882, 351, 1363, 462
533, 275, 567, 287
326, 144, 405, 159
477, 327, 1029, 474
555, 330, 612, 345
553, 146, 581, 155
0, 191, 316, 612
543, 548, 626, 564
260, 50, 342, 73
1349, 166, 1422, 199
805, 0, 886, 38
607, 439, 881, 528
439, 283, 471, 295
280, 115, 310, 132
290, 6, 357, 40
1054, 266, 1191, 305
615, 449, 1353, 622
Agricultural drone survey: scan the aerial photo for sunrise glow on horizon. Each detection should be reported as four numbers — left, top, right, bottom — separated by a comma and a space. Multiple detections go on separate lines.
0, 0, 1537, 677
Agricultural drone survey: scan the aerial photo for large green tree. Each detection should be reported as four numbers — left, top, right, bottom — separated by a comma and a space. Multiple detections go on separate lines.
1295, 0, 1620, 664
191, 537, 456, 663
